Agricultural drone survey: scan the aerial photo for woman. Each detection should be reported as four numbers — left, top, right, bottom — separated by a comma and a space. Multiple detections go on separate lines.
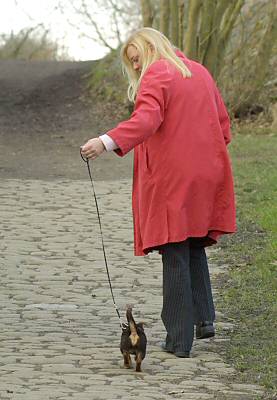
81, 28, 236, 358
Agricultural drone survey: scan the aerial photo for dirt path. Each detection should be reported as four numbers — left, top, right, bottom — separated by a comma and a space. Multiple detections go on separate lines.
0, 59, 132, 180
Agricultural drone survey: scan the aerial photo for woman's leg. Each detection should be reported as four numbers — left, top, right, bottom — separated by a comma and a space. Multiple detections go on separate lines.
189, 242, 215, 324
161, 240, 194, 353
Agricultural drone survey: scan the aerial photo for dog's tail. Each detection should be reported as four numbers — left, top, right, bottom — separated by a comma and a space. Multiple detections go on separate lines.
126, 305, 139, 346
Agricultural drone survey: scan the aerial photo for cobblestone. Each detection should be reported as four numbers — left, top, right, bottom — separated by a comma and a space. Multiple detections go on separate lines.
0, 178, 264, 399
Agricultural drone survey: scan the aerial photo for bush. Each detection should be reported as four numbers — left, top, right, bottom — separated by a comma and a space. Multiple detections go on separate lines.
218, 0, 277, 118
0, 27, 71, 61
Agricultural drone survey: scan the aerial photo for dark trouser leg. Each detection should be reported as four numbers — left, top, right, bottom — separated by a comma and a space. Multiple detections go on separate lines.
189, 244, 215, 324
161, 241, 194, 352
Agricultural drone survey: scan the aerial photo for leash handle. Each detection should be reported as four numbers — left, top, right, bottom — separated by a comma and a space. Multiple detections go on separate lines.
80, 150, 87, 163
80, 148, 126, 330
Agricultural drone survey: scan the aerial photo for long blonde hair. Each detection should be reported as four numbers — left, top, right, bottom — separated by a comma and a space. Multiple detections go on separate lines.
120, 27, 192, 102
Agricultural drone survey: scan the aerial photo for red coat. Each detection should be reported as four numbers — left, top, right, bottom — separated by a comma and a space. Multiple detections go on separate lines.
108, 52, 236, 256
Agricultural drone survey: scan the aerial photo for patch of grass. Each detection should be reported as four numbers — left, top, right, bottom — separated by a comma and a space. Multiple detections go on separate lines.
88, 50, 128, 104
86, 50, 132, 126
213, 126, 277, 396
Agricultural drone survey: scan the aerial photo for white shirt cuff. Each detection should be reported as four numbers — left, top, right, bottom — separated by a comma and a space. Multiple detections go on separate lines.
99, 134, 118, 152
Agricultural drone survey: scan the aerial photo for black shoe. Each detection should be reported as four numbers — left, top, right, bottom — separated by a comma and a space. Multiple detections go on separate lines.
160, 342, 190, 358
196, 321, 215, 339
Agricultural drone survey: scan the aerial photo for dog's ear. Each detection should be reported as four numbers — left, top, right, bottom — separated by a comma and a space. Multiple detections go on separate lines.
137, 322, 146, 329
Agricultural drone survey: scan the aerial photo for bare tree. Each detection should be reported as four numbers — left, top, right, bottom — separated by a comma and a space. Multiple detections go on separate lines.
140, 0, 154, 26
58, 0, 141, 52
200, 0, 245, 78
178, 0, 185, 49
138, 0, 246, 79
160, 0, 170, 37
170, 0, 179, 46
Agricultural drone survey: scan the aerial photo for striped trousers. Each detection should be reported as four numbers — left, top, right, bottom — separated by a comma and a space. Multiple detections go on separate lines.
161, 239, 215, 353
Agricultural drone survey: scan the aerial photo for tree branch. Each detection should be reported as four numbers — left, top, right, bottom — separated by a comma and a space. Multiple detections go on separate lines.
220, 0, 245, 45
80, 0, 115, 50
109, 0, 123, 44
12, 24, 44, 58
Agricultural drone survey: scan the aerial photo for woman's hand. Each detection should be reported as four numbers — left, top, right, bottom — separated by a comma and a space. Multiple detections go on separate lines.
80, 138, 105, 160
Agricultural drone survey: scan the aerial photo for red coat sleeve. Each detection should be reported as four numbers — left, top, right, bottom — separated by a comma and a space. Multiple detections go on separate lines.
214, 86, 232, 145
107, 60, 173, 156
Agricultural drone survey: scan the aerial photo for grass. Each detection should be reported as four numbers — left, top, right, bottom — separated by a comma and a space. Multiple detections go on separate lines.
212, 122, 277, 397
86, 50, 132, 129
88, 49, 127, 104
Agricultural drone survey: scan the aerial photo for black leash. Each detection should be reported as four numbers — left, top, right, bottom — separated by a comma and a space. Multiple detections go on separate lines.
80, 149, 126, 330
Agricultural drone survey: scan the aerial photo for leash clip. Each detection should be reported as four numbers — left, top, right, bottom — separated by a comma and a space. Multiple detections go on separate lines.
121, 322, 128, 331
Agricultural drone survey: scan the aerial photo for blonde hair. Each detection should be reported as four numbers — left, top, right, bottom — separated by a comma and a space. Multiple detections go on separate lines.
120, 27, 192, 102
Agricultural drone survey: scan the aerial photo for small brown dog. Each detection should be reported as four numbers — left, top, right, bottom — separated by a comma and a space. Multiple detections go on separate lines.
120, 306, 147, 372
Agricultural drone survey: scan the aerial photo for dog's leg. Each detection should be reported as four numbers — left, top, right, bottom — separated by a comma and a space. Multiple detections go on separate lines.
135, 352, 143, 372
123, 351, 132, 369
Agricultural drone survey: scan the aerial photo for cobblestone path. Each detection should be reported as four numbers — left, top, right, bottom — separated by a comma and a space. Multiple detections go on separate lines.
0, 178, 264, 400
